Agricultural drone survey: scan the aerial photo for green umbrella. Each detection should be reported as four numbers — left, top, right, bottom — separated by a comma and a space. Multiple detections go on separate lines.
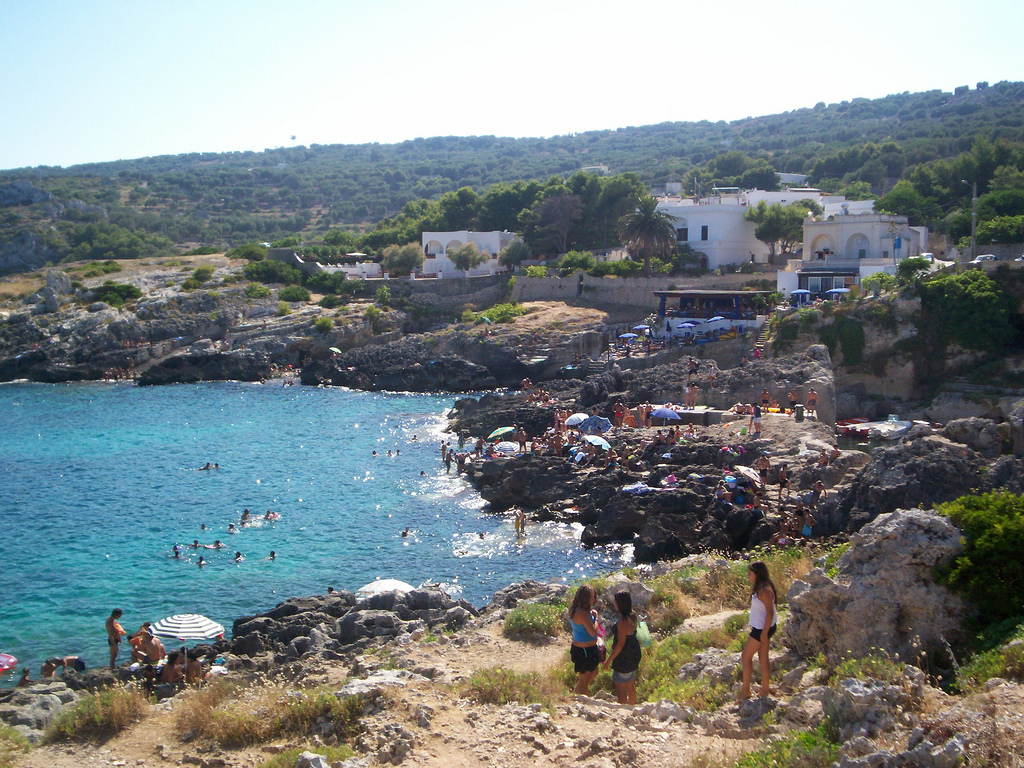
480, 316, 493, 324
487, 426, 516, 440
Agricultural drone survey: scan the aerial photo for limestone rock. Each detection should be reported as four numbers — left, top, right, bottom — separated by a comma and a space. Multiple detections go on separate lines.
942, 417, 1009, 458
785, 508, 966, 666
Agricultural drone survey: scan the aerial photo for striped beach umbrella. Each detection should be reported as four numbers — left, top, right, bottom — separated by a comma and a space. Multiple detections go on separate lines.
150, 614, 225, 643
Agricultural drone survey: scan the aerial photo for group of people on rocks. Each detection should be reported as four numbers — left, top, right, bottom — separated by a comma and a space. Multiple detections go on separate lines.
103, 609, 212, 689
567, 560, 780, 703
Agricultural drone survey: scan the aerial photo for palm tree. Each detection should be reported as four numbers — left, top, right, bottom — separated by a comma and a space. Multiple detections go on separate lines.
619, 194, 678, 278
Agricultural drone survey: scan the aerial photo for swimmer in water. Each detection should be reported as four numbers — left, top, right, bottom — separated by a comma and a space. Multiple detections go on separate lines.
372, 450, 378, 456
411, 434, 417, 442
198, 463, 212, 471
197, 556, 205, 568
190, 539, 199, 549
387, 450, 392, 457
420, 470, 426, 476
269, 551, 276, 561
241, 509, 251, 523
402, 527, 410, 538
172, 544, 181, 559
234, 551, 244, 563
478, 532, 485, 539
210, 540, 224, 550
201, 523, 207, 531
227, 523, 236, 534
396, 449, 401, 456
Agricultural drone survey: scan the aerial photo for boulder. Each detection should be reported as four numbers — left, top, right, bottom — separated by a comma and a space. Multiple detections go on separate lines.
0, 682, 79, 742
942, 417, 1009, 458
488, 580, 569, 610
784, 508, 967, 667
137, 351, 272, 385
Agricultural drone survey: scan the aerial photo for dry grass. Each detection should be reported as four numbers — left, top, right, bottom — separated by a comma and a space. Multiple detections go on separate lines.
44, 686, 149, 743
173, 680, 363, 748
0, 275, 44, 301
461, 667, 565, 712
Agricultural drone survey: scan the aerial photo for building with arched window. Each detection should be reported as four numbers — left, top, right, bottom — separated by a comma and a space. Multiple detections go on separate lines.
420, 230, 515, 277
776, 213, 928, 297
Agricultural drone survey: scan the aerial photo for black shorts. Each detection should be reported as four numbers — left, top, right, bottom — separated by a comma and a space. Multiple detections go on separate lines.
570, 644, 600, 673
749, 625, 777, 642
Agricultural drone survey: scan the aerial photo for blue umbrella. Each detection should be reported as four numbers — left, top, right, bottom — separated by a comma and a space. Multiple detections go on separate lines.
679, 322, 698, 328
650, 407, 681, 420
582, 434, 611, 451
580, 415, 613, 434
826, 288, 851, 294
707, 316, 726, 322
791, 289, 812, 294
619, 332, 639, 339
632, 325, 651, 331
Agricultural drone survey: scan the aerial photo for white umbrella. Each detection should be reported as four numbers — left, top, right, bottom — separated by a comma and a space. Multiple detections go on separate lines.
564, 412, 589, 427
150, 614, 225, 643
791, 289, 812, 294
826, 288, 851, 294
356, 579, 415, 599
632, 325, 651, 331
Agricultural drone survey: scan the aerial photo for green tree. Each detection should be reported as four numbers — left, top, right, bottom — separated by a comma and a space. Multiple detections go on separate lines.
618, 194, 677, 278
323, 229, 359, 249
558, 250, 596, 275
939, 492, 1024, 623
919, 269, 1017, 350
736, 164, 780, 191
449, 242, 489, 272
526, 192, 584, 254
375, 284, 391, 307
243, 259, 303, 285
875, 181, 941, 225
975, 215, 1024, 245
862, 271, 896, 296
896, 256, 931, 284
744, 201, 808, 263
279, 285, 311, 302
498, 239, 532, 267
381, 242, 425, 276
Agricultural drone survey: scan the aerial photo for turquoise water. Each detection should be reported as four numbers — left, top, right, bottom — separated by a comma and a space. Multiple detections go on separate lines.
0, 382, 627, 681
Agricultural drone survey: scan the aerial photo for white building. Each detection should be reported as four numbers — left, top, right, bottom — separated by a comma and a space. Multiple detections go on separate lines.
776, 213, 928, 297
420, 230, 515, 277
321, 261, 384, 280
656, 189, 876, 271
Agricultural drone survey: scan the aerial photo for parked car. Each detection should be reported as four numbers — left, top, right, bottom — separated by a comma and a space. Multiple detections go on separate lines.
969, 254, 999, 264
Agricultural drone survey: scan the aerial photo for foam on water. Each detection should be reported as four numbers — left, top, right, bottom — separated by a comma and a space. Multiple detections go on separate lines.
0, 381, 625, 681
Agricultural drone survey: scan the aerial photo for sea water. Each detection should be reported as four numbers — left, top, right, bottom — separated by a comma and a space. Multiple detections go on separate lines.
0, 381, 628, 681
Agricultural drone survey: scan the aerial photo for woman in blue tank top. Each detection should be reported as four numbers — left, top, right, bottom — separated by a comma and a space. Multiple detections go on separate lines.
568, 585, 601, 695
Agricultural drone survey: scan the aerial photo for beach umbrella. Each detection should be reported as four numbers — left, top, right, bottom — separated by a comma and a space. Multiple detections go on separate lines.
150, 614, 225, 643
707, 316, 726, 322
0, 653, 16, 672
650, 407, 681, 420
791, 289, 812, 294
564, 412, 589, 427
632, 325, 651, 332
826, 288, 851, 294
734, 465, 764, 488
679, 322, 698, 328
618, 332, 638, 339
580, 415, 612, 434
582, 434, 611, 451
487, 426, 516, 440
356, 579, 415, 599
328, 347, 342, 354
494, 441, 520, 454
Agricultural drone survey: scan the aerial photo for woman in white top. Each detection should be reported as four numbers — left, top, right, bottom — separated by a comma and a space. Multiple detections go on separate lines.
739, 561, 776, 700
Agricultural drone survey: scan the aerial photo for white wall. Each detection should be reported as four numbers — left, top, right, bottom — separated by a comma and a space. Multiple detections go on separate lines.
657, 199, 769, 269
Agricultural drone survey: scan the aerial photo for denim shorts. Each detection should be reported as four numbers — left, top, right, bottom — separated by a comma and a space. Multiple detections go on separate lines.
612, 669, 636, 684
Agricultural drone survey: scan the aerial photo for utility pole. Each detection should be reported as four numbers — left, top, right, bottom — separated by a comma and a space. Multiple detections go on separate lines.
970, 181, 978, 262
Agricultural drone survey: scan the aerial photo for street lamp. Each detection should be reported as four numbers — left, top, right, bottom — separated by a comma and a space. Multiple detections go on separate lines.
962, 180, 977, 261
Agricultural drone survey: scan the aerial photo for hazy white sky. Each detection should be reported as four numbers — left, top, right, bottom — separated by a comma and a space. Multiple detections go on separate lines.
1, 0, 1022, 170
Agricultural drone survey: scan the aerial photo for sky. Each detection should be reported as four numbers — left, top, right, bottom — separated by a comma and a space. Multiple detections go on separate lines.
1, 0, 1023, 170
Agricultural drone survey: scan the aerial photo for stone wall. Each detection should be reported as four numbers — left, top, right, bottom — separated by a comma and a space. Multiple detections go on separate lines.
512, 271, 769, 308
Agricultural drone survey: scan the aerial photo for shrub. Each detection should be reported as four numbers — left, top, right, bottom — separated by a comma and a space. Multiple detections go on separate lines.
818, 316, 865, 366
92, 280, 142, 308
45, 687, 148, 743
830, 653, 905, 686
503, 603, 564, 638
460, 308, 476, 323
190, 265, 215, 283
75, 259, 122, 278
479, 302, 530, 324
276, 301, 291, 316
318, 294, 342, 309
939, 492, 1024, 623
559, 250, 596, 275
734, 726, 838, 768
375, 284, 391, 307
244, 259, 302, 285
279, 285, 311, 303
183, 245, 219, 256
245, 282, 272, 299
524, 265, 548, 278
364, 304, 385, 332
226, 243, 268, 261
956, 619, 1024, 691
313, 316, 333, 333
381, 243, 424, 276
180, 278, 202, 290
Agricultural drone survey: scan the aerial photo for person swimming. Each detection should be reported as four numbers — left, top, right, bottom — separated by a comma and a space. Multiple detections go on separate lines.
201, 523, 208, 531
198, 462, 212, 471
240, 509, 251, 524
402, 527, 410, 538
269, 551, 276, 561
234, 551, 244, 563
172, 544, 181, 559
227, 523, 236, 533
197, 556, 205, 567
264, 510, 280, 520
207, 540, 224, 550
189, 539, 200, 549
